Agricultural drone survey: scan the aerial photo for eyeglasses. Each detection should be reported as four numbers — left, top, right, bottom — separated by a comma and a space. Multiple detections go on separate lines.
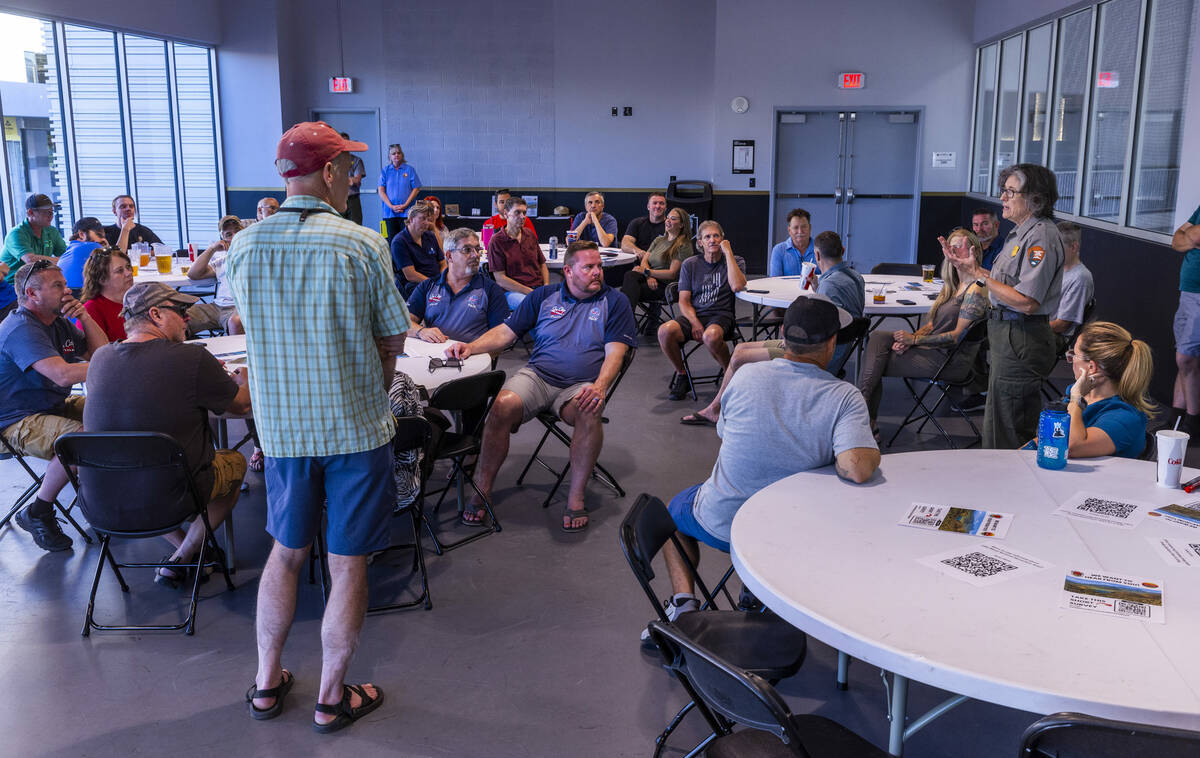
1065, 350, 1086, 363
453, 245, 482, 256
428, 357, 462, 373
999, 188, 1026, 199
15, 259, 53, 293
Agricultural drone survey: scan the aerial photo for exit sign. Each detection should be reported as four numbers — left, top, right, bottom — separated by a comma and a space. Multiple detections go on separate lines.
837, 72, 866, 89
328, 77, 354, 93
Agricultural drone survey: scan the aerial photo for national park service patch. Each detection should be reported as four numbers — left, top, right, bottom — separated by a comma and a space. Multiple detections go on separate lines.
1028, 246, 1045, 267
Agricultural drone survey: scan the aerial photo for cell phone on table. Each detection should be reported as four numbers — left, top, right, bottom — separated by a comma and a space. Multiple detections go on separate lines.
744, 288, 769, 294
925, 294, 937, 300
896, 299, 916, 305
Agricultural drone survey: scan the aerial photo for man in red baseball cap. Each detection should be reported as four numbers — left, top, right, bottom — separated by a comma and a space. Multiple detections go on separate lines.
229, 122, 411, 734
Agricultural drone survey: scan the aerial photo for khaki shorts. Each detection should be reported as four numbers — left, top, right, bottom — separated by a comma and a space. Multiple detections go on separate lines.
1, 396, 85, 460
209, 449, 247, 501
187, 303, 238, 335
763, 339, 786, 359
503, 367, 591, 424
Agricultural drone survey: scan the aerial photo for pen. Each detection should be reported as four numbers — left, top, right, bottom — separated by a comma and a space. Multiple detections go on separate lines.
1181, 475, 1200, 493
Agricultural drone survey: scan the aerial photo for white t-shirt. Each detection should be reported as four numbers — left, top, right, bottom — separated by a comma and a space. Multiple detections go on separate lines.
210, 251, 234, 307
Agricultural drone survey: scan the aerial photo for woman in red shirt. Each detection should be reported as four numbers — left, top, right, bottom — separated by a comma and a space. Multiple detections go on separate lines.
423, 194, 447, 249
80, 248, 135, 341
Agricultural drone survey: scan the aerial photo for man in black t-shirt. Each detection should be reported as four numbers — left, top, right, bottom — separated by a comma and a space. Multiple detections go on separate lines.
84, 282, 252, 587
103, 194, 162, 251
620, 191, 667, 259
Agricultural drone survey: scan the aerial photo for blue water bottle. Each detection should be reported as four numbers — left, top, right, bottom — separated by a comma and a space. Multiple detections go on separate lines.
1037, 402, 1070, 470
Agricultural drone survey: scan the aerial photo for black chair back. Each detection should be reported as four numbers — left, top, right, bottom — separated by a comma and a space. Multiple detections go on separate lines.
619, 494, 720, 618
647, 621, 810, 757
1020, 712, 1200, 757
870, 263, 923, 276
54, 432, 202, 535
393, 415, 436, 482
664, 281, 679, 305
428, 369, 506, 436
934, 317, 989, 383
830, 316, 871, 378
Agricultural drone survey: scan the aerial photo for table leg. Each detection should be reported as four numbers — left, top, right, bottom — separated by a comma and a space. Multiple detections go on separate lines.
887, 672, 908, 756
836, 650, 850, 690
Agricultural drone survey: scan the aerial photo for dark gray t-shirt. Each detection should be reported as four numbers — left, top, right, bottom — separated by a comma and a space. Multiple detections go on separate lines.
84, 339, 238, 495
678, 254, 746, 318
0, 309, 86, 429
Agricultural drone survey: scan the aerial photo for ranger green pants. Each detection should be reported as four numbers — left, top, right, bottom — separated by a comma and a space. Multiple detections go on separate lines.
983, 318, 1057, 449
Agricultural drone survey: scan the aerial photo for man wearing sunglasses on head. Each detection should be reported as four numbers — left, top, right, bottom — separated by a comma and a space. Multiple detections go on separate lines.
406, 227, 510, 345
0, 194, 64, 317
0, 260, 108, 551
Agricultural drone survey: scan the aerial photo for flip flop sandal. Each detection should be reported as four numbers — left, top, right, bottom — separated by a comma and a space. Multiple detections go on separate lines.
245, 669, 294, 721
313, 683, 385, 734
562, 504, 589, 533
679, 412, 716, 427
459, 506, 490, 528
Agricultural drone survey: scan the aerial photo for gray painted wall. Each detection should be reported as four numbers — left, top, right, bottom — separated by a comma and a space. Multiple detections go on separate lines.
217, 0, 285, 189
0, 0, 222, 44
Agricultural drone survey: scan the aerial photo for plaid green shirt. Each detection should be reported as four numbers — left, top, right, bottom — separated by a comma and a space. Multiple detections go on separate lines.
226, 195, 411, 457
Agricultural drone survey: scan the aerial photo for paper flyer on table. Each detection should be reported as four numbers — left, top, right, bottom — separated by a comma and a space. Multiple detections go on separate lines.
918, 543, 1049, 587
1060, 570, 1164, 622
1054, 491, 1152, 529
1147, 537, 1200, 568
1147, 501, 1200, 530
900, 503, 1012, 538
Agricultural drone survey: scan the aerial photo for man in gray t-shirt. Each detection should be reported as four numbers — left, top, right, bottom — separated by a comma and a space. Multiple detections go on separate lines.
1050, 221, 1093, 351
644, 295, 880, 637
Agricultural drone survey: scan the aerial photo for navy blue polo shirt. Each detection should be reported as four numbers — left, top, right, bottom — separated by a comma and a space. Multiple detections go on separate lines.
505, 282, 637, 387
390, 227, 442, 291
406, 271, 510, 343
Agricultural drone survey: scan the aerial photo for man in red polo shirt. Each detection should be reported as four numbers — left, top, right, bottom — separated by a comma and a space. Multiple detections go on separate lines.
486, 196, 548, 309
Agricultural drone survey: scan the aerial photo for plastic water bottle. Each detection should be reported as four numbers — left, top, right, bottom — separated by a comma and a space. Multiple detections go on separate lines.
1037, 402, 1070, 470
548, 236, 558, 260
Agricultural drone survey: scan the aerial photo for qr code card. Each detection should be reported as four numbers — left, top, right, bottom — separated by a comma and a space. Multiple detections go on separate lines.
900, 503, 1012, 539
918, 543, 1049, 587
1147, 501, 1200, 530
1060, 570, 1164, 623
1146, 537, 1200, 568
1054, 491, 1153, 529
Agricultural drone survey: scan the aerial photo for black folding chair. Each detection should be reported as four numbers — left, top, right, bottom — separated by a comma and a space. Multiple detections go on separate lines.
54, 432, 234, 636
423, 370, 507, 552
887, 318, 988, 449
870, 262, 923, 276
646, 621, 888, 758
620, 494, 807, 758
1020, 712, 1200, 757
664, 282, 741, 401
516, 348, 635, 509
0, 433, 92, 543
829, 316, 871, 380
369, 416, 436, 613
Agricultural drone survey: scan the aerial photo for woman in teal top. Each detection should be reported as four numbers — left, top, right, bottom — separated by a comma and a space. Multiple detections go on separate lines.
1065, 321, 1154, 459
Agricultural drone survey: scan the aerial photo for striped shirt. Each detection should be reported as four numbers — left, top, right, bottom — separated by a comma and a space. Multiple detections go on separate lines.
226, 195, 411, 457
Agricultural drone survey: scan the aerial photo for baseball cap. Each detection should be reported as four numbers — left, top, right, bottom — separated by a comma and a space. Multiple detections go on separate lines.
72, 217, 104, 236
783, 292, 851, 345
26, 193, 60, 211
121, 282, 199, 319
218, 215, 243, 233
275, 121, 367, 178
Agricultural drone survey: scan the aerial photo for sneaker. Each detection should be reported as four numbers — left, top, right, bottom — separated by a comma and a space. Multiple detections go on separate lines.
668, 373, 690, 401
736, 585, 763, 613
15, 506, 72, 552
640, 594, 700, 644
953, 393, 987, 413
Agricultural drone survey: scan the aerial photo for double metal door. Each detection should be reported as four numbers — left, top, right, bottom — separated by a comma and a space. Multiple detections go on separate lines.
772, 109, 921, 275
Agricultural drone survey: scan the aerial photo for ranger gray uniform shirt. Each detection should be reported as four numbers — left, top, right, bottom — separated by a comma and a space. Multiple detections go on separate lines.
988, 216, 1064, 316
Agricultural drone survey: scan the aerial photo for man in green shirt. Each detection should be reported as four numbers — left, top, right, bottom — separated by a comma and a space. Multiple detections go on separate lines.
0, 194, 64, 316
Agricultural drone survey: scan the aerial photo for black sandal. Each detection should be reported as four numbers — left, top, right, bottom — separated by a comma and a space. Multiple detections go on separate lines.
312, 683, 385, 734
154, 555, 188, 590
245, 669, 294, 721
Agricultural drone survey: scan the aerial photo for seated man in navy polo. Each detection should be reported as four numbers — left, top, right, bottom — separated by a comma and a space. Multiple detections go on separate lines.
390, 201, 444, 297
407, 227, 509, 344
447, 241, 636, 532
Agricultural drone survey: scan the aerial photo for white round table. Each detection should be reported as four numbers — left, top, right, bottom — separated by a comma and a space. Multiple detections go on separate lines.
539, 244, 636, 270
736, 273, 940, 317
731, 449, 1200, 755
189, 333, 490, 393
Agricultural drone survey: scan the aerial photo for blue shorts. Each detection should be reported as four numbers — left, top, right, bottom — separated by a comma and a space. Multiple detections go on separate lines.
668, 483, 730, 553
264, 444, 396, 556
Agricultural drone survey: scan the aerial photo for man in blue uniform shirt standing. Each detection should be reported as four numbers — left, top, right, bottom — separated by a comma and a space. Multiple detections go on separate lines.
447, 240, 636, 532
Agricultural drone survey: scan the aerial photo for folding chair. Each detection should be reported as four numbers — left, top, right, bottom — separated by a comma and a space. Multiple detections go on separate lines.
1043, 297, 1096, 401
1020, 712, 1200, 757
620, 494, 807, 758
423, 370, 508, 552
0, 433, 92, 543
887, 319, 988, 449
870, 262, 924, 276
516, 348, 635, 509
54, 432, 235, 636
829, 316, 871, 380
664, 282, 740, 402
646, 621, 888, 758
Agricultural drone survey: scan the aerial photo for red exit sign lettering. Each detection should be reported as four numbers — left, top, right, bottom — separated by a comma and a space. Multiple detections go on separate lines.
329, 77, 354, 94
837, 72, 865, 90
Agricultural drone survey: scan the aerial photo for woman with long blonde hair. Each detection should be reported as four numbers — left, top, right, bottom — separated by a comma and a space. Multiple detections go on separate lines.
1064, 321, 1154, 458
856, 228, 989, 437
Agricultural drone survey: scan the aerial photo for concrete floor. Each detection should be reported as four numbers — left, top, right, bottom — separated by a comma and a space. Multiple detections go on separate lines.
0, 314, 1081, 757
